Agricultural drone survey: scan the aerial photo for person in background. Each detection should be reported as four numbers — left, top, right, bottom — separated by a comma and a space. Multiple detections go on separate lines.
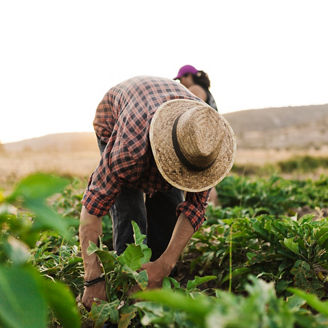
174, 65, 219, 206
174, 65, 218, 111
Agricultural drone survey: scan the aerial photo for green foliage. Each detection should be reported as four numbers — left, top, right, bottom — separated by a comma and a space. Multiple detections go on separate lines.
51, 178, 113, 249
185, 213, 328, 297
2, 172, 328, 327
42, 278, 81, 328
216, 174, 328, 214
0, 266, 48, 328
0, 173, 81, 328
186, 275, 217, 291
232, 155, 328, 175
289, 288, 328, 317
31, 233, 84, 296
135, 276, 326, 328
278, 156, 328, 173
6, 173, 75, 239
87, 221, 151, 327
8, 173, 69, 201
90, 300, 120, 328
216, 175, 298, 214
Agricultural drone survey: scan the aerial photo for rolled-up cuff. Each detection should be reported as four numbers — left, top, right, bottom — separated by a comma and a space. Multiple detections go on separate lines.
176, 201, 206, 231
82, 190, 114, 217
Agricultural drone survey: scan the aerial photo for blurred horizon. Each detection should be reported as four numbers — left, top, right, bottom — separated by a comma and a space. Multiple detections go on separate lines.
3, 101, 328, 144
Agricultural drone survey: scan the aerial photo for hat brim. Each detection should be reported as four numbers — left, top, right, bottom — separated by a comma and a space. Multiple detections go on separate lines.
149, 99, 236, 192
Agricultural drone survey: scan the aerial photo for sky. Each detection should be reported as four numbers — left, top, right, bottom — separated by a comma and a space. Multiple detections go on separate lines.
1, 0, 327, 143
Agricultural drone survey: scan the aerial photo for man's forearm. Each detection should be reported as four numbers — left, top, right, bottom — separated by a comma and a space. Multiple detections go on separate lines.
79, 206, 103, 280
159, 213, 194, 271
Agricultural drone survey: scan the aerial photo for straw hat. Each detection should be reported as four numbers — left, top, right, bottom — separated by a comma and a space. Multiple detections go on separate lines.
149, 99, 236, 192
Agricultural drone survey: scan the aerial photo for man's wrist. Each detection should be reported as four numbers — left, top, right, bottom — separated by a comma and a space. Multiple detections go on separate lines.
84, 267, 103, 281
84, 274, 105, 287
158, 253, 177, 275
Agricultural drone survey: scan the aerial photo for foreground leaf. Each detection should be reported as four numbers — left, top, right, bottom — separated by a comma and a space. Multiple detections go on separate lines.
26, 199, 71, 239
4, 236, 30, 265
8, 173, 69, 201
0, 265, 47, 328
134, 289, 212, 325
289, 288, 328, 316
42, 279, 81, 328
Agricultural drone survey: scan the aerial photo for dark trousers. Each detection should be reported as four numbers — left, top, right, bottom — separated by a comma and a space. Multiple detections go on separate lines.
97, 138, 183, 261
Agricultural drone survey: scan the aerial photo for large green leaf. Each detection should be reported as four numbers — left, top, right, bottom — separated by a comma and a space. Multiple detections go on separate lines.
42, 279, 81, 328
26, 199, 71, 239
87, 241, 99, 255
8, 173, 69, 201
0, 265, 48, 328
283, 238, 300, 255
3, 237, 30, 265
134, 289, 212, 325
4, 173, 73, 238
118, 244, 144, 271
289, 288, 328, 316
134, 302, 173, 326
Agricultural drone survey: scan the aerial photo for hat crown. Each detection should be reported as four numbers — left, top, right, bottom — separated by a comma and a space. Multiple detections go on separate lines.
175, 107, 223, 170
150, 99, 236, 192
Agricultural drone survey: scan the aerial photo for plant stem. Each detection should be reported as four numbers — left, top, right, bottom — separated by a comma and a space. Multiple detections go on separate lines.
229, 225, 232, 293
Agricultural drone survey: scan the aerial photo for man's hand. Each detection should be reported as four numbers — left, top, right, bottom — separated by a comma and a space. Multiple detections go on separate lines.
82, 281, 107, 311
142, 258, 172, 289
135, 214, 194, 291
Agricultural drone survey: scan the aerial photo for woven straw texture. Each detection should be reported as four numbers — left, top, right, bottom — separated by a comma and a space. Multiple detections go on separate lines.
150, 99, 236, 192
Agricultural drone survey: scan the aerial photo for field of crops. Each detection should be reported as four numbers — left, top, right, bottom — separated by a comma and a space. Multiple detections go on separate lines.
1, 168, 328, 327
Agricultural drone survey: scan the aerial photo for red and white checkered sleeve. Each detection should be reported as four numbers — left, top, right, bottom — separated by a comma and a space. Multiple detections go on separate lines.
176, 189, 210, 231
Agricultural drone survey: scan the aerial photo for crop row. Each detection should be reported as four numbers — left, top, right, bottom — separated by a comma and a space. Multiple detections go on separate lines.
0, 173, 328, 327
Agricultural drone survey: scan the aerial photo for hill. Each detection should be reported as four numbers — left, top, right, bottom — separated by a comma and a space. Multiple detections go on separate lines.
224, 104, 328, 149
3, 104, 328, 152
4, 132, 98, 152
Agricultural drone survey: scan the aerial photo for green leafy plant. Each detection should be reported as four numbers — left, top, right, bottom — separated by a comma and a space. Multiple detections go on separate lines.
135, 275, 327, 328
0, 173, 81, 328
2, 172, 328, 327
216, 175, 328, 214
87, 221, 151, 327
184, 213, 328, 297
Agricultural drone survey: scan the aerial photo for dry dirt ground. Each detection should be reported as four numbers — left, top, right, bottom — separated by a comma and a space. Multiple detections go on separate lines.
0, 150, 100, 190
1, 148, 328, 190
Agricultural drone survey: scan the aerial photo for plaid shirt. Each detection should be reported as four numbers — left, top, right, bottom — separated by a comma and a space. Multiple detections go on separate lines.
82, 76, 210, 231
